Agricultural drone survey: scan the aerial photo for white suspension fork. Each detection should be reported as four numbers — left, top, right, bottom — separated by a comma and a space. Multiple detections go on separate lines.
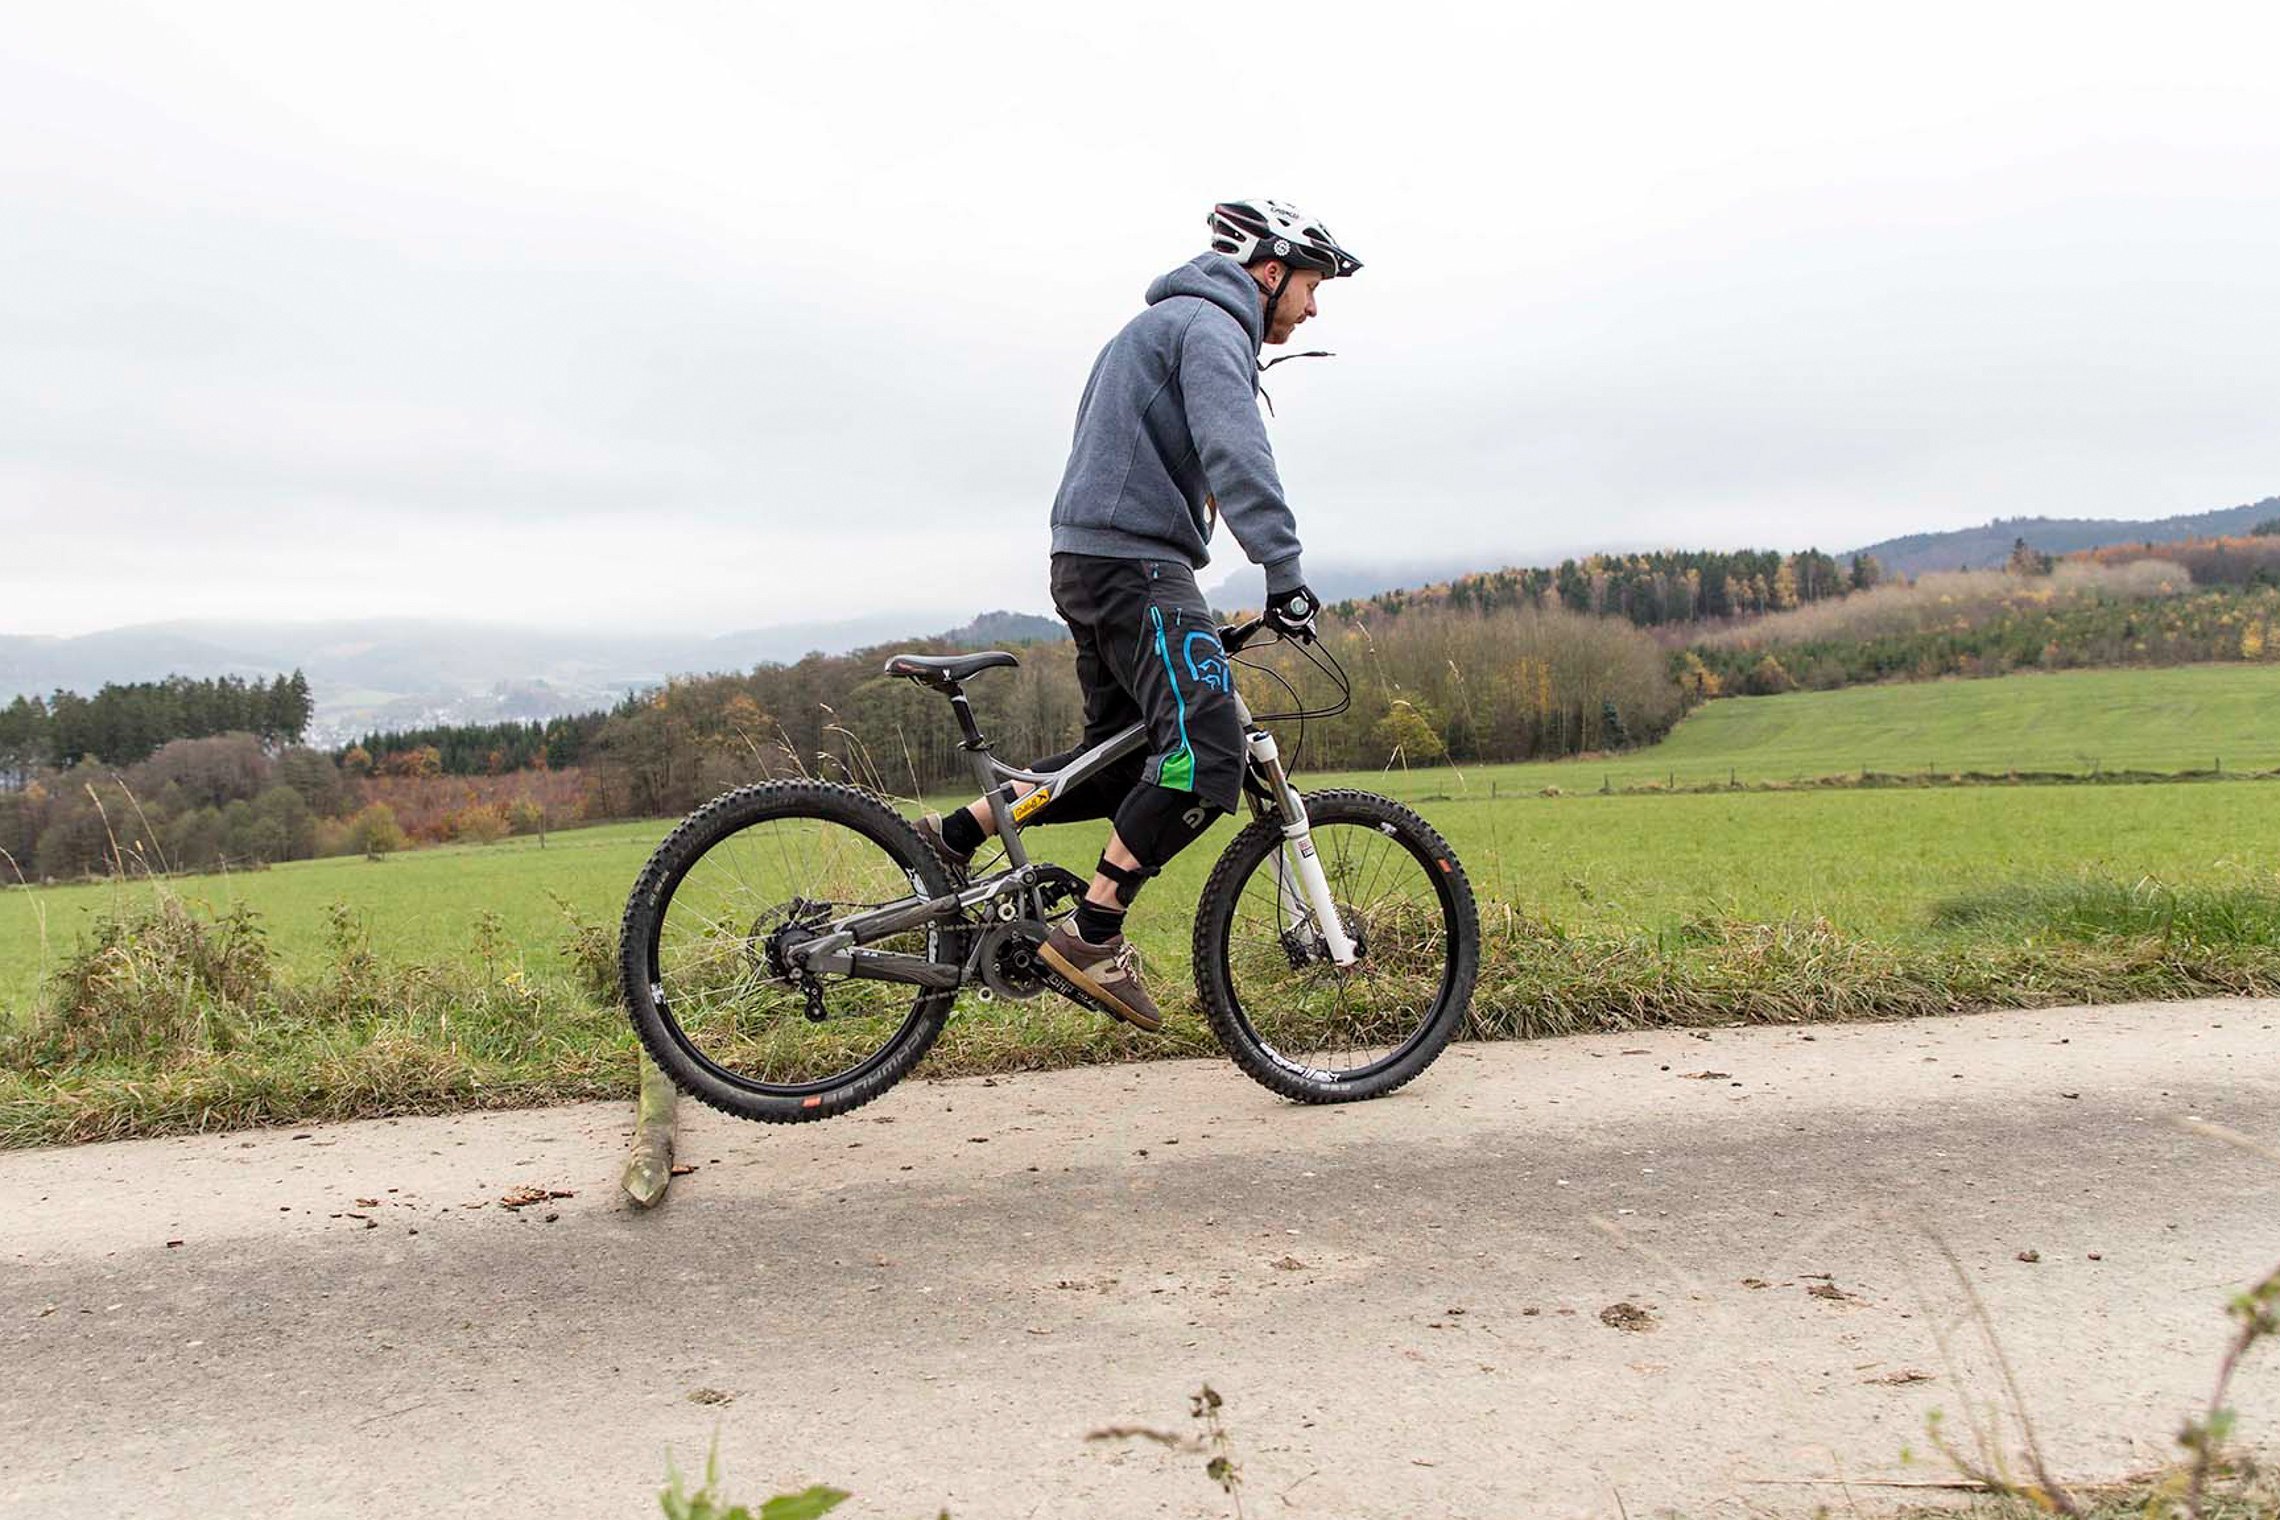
1245, 726, 1357, 967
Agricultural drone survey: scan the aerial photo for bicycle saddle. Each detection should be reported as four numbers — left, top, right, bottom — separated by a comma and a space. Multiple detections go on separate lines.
882, 650, 1020, 685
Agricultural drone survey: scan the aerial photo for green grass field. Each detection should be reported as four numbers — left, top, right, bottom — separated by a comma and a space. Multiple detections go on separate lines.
9, 761, 2279, 1016
9, 663, 2280, 1014
11, 663, 2280, 1145
1414, 663, 2280, 793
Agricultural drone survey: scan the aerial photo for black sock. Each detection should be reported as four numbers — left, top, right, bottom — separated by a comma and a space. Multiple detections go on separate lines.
939, 808, 985, 856
1073, 899, 1126, 945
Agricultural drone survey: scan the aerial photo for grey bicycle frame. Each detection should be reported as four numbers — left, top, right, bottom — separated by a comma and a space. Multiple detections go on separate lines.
791, 623, 1357, 982
973, 719, 1149, 870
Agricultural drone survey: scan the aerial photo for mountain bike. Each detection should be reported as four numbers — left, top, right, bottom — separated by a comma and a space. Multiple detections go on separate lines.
619, 616, 1479, 1123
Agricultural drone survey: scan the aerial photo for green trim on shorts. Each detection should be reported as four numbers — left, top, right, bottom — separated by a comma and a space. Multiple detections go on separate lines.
1147, 606, 1196, 791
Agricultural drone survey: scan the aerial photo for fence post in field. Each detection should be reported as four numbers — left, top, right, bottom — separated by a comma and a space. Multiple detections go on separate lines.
621, 1055, 679, 1208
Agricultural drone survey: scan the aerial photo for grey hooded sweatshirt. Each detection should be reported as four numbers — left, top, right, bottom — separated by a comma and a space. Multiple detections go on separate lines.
1048, 254, 1305, 595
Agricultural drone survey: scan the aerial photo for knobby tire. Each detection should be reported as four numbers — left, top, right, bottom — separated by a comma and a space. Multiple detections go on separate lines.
619, 780, 963, 1124
1193, 788, 1479, 1103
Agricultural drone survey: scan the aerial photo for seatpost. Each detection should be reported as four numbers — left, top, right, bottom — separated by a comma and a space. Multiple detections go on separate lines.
945, 687, 989, 751
948, 684, 1031, 869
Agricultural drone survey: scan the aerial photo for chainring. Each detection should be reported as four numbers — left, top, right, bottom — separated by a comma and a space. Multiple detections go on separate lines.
977, 921, 1052, 1000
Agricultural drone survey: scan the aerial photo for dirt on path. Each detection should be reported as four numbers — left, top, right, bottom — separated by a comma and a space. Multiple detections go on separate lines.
3, 1000, 2277, 1518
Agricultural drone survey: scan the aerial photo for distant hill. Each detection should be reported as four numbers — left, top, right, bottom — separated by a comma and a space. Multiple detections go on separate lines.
0, 608, 1058, 744
936, 610, 1066, 647
1202, 555, 1503, 611
1849, 496, 2280, 578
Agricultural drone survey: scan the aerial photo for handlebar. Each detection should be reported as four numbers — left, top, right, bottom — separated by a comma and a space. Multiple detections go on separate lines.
1215, 613, 1350, 725
1219, 616, 1268, 654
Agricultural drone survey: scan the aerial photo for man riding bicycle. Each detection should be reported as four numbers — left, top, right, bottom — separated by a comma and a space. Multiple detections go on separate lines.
919, 198, 1362, 1033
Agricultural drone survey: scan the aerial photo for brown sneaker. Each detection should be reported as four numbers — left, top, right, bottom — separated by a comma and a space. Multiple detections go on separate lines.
1039, 922, 1162, 1033
913, 812, 973, 884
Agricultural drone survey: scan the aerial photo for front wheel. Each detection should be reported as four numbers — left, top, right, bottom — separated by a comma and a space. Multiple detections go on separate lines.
1193, 789, 1479, 1103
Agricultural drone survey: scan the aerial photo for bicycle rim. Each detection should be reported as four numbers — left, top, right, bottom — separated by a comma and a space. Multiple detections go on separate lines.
1217, 813, 1463, 1085
643, 811, 944, 1097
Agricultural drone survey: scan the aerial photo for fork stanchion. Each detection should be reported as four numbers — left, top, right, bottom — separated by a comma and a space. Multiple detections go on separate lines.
620, 1054, 679, 1209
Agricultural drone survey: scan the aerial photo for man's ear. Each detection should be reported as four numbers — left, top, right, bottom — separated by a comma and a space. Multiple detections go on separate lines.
1249, 258, 1285, 294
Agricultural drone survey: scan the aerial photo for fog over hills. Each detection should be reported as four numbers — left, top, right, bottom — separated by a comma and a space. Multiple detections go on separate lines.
0, 611, 1035, 743
11, 494, 2271, 742
1846, 496, 2280, 578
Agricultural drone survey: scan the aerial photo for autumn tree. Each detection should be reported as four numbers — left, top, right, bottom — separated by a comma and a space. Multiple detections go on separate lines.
2006, 537, 2054, 576
1371, 702, 1448, 765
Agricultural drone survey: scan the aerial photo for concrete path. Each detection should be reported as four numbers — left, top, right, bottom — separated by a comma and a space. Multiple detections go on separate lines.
3, 1000, 2277, 1518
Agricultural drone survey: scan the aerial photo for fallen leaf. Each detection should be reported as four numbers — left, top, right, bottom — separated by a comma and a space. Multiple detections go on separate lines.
1679, 1071, 1733, 1081
687, 1388, 734, 1406
1741, 1277, 1771, 1290
1599, 1302, 1656, 1332
1270, 1255, 1307, 1271
354, 1198, 380, 1208
668, 1164, 697, 1177
500, 1186, 573, 1211
2016, 1249, 2041, 1263
1865, 1369, 1935, 1386
1807, 1282, 1858, 1303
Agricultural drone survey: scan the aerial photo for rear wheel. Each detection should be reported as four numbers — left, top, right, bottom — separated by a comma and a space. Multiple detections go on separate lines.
1193, 789, 1477, 1103
619, 781, 964, 1124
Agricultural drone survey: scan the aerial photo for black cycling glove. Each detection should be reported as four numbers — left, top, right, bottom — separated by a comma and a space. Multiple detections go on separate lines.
1265, 584, 1321, 644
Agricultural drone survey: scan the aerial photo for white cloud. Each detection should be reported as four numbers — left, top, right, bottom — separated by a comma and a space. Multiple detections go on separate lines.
3, 0, 2277, 635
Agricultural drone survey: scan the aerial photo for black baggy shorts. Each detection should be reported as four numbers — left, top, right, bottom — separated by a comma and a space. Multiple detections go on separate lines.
1038, 553, 1244, 817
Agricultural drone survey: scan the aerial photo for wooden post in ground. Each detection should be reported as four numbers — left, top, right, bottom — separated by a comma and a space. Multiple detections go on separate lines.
621, 1055, 679, 1209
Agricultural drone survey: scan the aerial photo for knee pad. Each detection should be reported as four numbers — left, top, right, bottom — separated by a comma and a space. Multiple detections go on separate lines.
1093, 855, 1153, 908
1112, 786, 1228, 874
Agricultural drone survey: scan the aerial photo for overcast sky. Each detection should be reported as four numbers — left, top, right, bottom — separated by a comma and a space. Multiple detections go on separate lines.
5, 1, 2277, 638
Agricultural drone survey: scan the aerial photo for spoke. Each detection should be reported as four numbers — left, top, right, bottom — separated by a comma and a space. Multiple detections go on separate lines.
1219, 818, 1452, 1080
652, 814, 936, 1090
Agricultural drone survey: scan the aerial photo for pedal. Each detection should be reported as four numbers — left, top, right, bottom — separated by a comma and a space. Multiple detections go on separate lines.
1041, 967, 1110, 1018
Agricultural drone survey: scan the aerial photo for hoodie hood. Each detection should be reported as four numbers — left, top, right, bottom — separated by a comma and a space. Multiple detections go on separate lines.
1145, 253, 1265, 354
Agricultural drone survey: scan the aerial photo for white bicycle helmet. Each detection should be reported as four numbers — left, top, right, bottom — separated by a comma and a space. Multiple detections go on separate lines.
1207, 199, 1363, 278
